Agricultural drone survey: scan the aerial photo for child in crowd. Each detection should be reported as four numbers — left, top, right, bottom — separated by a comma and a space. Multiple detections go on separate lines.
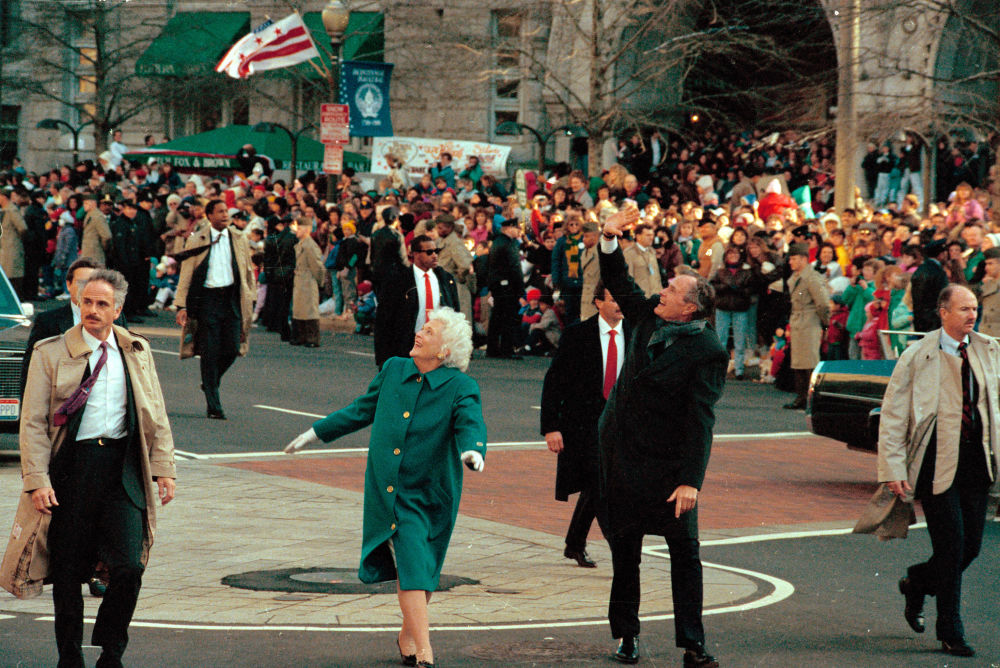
857, 298, 885, 360
50, 209, 78, 298
149, 257, 179, 311
523, 294, 561, 355
823, 297, 849, 361
353, 280, 377, 335
519, 288, 543, 347
764, 327, 787, 383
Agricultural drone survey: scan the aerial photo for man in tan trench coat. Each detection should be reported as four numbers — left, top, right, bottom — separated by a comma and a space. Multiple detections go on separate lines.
174, 199, 254, 419
784, 242, 829, 409
291, 217, 325, 347
80, 194, 112, 266
3, 268, 176, 667
877, 285, 999, 657
0, 187, 27, 296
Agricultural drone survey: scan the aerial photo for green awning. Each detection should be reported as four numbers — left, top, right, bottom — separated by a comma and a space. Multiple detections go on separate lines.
123, 125, 370, 174
293, 12, 383, 80
136, 12, 251, 77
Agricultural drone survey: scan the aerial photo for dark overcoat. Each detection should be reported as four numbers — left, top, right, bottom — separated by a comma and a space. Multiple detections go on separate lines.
540, 315, 627, 501
373, 264, 459, 368
597, 246, 728, 533
312, 357, 487, 591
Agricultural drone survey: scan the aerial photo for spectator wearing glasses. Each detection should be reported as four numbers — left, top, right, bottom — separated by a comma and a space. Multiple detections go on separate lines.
374, 234, 460, 369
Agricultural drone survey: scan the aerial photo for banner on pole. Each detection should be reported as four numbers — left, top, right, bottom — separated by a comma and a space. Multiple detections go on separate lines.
370, 136, 511, 181
339, 61, 393, 137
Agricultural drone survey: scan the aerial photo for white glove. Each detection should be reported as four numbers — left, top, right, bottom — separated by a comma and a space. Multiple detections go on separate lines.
284, 428, 321, 454
461, 450, 484, 472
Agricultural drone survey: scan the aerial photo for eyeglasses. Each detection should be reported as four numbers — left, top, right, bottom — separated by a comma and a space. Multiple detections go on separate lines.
419, 248, 440, 255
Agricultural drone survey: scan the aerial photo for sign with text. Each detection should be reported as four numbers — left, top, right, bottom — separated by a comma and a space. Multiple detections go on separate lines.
323, 144, 344, 174
339, 60, 393, 137
370, 136, 511, 180
320, 103, 349, 144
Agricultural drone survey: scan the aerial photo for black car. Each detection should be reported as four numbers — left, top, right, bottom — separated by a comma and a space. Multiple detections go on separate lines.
807, 331, 925, 452
0, 268, 34, 435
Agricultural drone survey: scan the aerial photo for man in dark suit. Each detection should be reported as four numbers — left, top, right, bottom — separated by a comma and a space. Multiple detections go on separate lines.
487, 218, 524, 359
374, 234, 460, 369
598, 210, 727, 668
19, 269, 176, 668
911, 239, 949, 332
541, 280, 625, 568
174, 200, 255, 419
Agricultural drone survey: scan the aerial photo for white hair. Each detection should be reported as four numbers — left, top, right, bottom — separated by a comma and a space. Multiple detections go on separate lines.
429, 307, 473, 373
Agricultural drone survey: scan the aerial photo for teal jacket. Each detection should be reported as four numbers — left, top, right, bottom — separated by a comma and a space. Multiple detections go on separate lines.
313, 357, 487, 590
842, 282, 875, 335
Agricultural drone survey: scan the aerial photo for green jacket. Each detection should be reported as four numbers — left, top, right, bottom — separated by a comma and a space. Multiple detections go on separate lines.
842, 282, 875, 335
313, 357, 487, 590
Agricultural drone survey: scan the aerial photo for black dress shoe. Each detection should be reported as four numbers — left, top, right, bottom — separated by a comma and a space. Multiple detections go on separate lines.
898, 577, 925, 633
613, 636, 639, 664
563, 547, 597, 568
684, 645, 719, 667
207, 409, 227, 420
88, 577, 107, 597
782, 398, 806, 410
941, 639, 975, 657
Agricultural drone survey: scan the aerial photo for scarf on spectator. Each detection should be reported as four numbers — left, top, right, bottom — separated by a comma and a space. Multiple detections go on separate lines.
563, 232, 583, 279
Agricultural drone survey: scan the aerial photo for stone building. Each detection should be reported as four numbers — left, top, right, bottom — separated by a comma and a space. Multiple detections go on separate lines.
0, 0, 994, 178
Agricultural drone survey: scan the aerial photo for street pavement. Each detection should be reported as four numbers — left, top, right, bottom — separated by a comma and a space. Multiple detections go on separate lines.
1, 311, 998, 666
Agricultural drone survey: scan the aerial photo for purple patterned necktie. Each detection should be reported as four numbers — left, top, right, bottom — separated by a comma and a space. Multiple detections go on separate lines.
53, 341, 108, 427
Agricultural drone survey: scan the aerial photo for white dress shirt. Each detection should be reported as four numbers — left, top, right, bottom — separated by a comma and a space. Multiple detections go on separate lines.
412, 265, 440, 333
598, 315, 624, 388
939, 329, 968, 359
70, 301, 81, 326
76, 327, 128, 440
204, 227, 235, 288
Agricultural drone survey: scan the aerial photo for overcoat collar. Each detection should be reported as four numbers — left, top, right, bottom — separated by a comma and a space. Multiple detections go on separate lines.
64, 323, 145, 358
401, 357, 459, 389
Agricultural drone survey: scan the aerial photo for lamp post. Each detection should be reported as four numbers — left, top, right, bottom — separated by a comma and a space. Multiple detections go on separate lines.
495, 121, 588, 173
36, 118, 93, 164
252, 122, 315, 184
322, 0, 350, 203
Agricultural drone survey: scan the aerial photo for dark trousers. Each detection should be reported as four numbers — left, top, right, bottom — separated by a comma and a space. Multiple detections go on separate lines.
608, 507, 705, 649
910, 477, 991, 641
291, 319, 320, 346
565, 488, 598, 552
264, 281, 292, 340
197, 287, 241, 414
487, 292, 519, 356
49, 443, 145, 668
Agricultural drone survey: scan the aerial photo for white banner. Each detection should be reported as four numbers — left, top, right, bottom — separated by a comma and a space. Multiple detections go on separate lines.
370, 136, 511, 181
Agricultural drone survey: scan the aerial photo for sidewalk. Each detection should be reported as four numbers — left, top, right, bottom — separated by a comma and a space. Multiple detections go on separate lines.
0, 459, 766, 629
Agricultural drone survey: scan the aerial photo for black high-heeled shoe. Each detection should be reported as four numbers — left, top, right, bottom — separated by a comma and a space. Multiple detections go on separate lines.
416, 662, 434, 668
396, 638, 416, 667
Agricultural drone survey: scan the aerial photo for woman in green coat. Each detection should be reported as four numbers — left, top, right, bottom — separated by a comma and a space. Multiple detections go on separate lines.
284, 307, 486, 668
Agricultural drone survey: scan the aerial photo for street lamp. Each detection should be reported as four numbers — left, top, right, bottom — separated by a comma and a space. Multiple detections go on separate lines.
322, 0, 350, 203
36, 118, 93, 164
495, 121, 588, 173
252, 122, 315, 184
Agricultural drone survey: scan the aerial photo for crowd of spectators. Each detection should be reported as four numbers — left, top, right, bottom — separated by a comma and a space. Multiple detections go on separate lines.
1, 123, 998, 387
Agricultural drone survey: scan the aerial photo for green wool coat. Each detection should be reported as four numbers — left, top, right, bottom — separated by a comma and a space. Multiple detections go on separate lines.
312, 357, 487, 590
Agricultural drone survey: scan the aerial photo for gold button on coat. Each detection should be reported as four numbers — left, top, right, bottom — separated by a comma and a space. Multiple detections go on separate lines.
387, 485, 394, 493
403, 411, 410, 418
393, 448, 401, 455
390, 523, 396, 530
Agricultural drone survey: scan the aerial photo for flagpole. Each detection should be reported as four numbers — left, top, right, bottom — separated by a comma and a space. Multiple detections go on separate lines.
295, 9, 331, 80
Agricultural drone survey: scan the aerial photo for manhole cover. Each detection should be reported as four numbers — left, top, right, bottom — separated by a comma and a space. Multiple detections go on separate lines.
467, 641, 610, 663
222, 567, 478, 595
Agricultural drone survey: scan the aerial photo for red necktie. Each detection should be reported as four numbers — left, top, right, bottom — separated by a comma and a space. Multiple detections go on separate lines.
603, 330, 617, 399
53, 341, 108, 426
424, 272, 434, 317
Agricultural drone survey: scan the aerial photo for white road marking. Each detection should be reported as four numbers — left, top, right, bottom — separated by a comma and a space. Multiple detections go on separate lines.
0, 614, 13, 620
151, 348, 178, 356
26, 527, 873, 633
178, 441, 546, 460
714, 431, 813, 440
254, 405, 324, 418
345, 350, 374, 357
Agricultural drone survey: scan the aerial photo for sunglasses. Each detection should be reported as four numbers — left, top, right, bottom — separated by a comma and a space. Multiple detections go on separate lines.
418, 248, 439, 255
